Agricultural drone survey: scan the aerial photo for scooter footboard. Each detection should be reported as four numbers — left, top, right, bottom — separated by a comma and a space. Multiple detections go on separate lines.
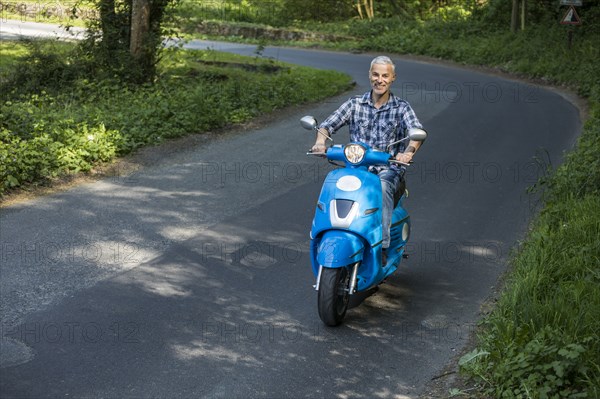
314, 230, 365, 270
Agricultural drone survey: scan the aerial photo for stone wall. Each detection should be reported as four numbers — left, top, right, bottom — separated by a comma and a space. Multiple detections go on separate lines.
195, 21, 352, 42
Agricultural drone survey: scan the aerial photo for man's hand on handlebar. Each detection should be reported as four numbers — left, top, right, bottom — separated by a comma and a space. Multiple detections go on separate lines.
310, 128, 330, 155
310, 143, 327, 154
394, 151, 414, 165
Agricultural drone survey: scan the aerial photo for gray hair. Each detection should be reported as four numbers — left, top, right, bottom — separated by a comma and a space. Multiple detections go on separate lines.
370, 56, 395, 73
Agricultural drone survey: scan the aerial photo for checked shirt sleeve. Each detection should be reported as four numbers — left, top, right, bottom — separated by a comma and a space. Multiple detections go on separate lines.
400, 102, 423, 131
318, 98, 355, 135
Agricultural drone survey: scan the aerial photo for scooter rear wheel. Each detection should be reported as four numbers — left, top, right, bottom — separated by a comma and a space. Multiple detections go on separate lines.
318, 267, 351, 326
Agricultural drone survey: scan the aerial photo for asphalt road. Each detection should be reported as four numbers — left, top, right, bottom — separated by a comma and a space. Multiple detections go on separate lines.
0, 21, 582, 398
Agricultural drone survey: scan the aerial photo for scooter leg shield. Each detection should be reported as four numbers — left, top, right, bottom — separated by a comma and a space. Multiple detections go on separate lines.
316, 230, 365, 268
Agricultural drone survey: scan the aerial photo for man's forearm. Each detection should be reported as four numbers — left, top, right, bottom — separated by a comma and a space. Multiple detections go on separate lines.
315, 128, 331, 145
405, 140, 421, 154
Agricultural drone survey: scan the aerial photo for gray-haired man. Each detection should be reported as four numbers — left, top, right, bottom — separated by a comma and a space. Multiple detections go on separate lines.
311, 56, 424, 262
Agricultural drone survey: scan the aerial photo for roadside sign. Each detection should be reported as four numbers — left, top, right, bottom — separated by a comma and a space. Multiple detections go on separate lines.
560, 0, 582, 5
560, 6, 581, 25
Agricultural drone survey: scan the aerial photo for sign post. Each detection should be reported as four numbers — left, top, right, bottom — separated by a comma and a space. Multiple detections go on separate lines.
559, 1, 582, 49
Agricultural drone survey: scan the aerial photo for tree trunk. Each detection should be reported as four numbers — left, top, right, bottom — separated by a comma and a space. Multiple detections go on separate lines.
355, 0, 364, 19
521, 0, 526, 31
130, 0, 151, 60
367, 0, 374, 20
511, 0, 519, 33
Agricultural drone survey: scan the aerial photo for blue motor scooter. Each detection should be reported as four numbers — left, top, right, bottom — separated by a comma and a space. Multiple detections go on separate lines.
301, 116, 427, 326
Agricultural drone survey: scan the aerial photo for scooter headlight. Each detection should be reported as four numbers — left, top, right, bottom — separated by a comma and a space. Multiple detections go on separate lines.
344, 144, 366, 164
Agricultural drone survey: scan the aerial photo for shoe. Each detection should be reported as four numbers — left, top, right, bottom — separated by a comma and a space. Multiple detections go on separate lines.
382, 248, 388, 266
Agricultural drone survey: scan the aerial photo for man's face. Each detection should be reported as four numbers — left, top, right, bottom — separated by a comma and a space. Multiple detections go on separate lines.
369, 63, 396, 96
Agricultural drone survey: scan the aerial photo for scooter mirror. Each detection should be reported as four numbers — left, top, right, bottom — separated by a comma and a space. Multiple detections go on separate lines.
407, 128, 427, 142
300, 116, 318, 131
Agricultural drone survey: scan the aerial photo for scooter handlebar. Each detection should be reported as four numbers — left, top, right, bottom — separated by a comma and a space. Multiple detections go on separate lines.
306, 151, 327, 156
389, 159, 413, 167
307, 151, 413, 165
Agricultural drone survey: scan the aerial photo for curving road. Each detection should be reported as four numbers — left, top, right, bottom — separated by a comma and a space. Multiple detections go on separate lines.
0, 21, 582, 398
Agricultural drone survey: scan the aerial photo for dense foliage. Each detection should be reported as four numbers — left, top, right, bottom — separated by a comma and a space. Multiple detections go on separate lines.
168, 0, 600, 29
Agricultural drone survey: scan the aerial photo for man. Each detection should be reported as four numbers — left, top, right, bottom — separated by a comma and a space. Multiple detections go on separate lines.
311, 55, 424, 263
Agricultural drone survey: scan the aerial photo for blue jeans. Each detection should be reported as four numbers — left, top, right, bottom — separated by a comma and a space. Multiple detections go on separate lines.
377, 168, 404, 249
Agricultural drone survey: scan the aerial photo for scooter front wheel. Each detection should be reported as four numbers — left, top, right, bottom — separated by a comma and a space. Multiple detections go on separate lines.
318, 266, 352, 326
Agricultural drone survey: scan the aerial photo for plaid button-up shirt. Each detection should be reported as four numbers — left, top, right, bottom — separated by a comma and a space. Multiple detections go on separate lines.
319, 91, 423, 172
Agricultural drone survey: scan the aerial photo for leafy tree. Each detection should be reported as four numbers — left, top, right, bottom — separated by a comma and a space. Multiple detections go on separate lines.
80, 0, 176, 83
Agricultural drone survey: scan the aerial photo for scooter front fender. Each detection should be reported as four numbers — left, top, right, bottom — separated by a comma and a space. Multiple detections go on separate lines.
314, 230, 365, 270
